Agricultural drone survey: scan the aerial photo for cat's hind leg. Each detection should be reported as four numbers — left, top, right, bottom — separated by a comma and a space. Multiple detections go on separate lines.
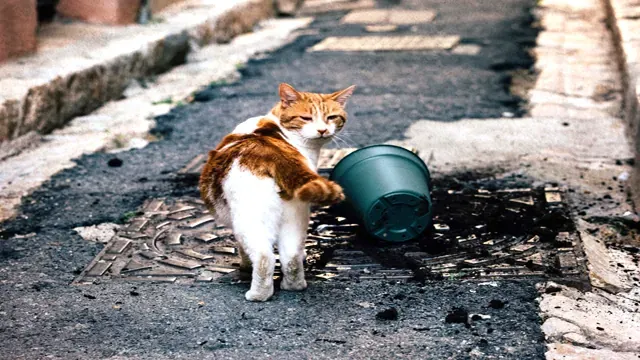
237, 245, 252, 273
279, 199, 309, 291
235, 232, 276, 301
223, 162, 282, 302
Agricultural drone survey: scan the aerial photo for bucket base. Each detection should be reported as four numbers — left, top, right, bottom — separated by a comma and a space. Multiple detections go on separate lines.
367, 192, 431, 242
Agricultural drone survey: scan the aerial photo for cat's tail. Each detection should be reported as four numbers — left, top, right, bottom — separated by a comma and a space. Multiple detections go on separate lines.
294, 177, 345, 205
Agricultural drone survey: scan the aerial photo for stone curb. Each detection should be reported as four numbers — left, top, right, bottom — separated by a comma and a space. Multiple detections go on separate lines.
0, 0, 274, 144
522, 0, 640, 358
603, 0, 640, 204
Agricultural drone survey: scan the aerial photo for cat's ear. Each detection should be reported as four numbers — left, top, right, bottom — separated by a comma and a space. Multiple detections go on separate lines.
328, 85, 356, 107
279, 83, 300, 107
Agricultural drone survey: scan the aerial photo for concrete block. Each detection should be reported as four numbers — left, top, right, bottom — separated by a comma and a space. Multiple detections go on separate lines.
275, 0, 304, 15
0, 0, 37, 62
540, 288, 640, 352
547, 343, 640, 360
56, 0, 141, 25
150, 0, 186, 14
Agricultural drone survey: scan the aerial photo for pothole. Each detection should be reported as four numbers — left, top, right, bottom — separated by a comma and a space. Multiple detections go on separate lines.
73, 150, 587, 286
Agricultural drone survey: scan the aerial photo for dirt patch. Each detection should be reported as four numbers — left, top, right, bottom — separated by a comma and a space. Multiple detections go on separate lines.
310, 171, 585, 284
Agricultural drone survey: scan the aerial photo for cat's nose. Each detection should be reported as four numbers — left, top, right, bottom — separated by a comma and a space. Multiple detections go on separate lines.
317, 129, 328, 136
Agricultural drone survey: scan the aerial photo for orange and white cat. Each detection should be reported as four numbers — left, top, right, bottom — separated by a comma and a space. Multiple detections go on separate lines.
199, 83, 356, 301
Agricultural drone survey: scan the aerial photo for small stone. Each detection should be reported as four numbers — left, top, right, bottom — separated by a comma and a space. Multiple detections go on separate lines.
489, 299, 506, 309
107, 158, 123, 167
445, 307, 468, 324
376, 307, 398, 320
541, 317, 581, 340
562, 332, 589, 345
73, 223, 120, 243
471, 314, 491, 321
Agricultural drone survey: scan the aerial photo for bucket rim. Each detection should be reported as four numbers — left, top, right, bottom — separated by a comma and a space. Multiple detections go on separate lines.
330, 144, 430, 182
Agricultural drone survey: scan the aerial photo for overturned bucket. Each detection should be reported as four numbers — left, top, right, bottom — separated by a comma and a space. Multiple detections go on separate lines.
330, 145, 433, 242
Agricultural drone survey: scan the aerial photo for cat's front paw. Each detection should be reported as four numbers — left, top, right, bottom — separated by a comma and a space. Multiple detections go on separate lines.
319, 181, 345, 206
281, 278, 307, 291
245, 287, 274, 302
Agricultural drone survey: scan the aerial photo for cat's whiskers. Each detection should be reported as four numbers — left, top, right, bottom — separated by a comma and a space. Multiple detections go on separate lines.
331, 136, 350, 149
333, 133, 355, 148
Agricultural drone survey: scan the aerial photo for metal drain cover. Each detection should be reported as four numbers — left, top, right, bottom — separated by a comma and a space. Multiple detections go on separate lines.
73, 197, 332, 285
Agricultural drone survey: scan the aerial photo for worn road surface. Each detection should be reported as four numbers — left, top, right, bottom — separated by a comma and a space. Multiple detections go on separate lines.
0, 0, 546, 359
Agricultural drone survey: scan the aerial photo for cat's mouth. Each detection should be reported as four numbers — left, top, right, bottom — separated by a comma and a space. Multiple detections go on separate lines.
312, 134, 332, 140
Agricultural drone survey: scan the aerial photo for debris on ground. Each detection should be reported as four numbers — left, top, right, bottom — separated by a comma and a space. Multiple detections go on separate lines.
376, 307, 399, 321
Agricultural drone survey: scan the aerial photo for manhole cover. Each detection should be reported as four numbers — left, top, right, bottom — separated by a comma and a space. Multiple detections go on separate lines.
73, 196, 335, 285
309, 35, 460, 52
341, 9, 436, 25
74, 149, 587, 286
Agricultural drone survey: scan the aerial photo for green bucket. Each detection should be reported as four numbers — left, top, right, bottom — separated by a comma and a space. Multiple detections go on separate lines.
330, 145, 432, 242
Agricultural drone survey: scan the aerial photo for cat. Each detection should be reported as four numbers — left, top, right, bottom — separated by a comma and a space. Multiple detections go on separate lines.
199, 83, 356, 301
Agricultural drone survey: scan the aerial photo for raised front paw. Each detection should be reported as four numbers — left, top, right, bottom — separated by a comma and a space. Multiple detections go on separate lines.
318, 181, 345, 206
329, 182, 345, 204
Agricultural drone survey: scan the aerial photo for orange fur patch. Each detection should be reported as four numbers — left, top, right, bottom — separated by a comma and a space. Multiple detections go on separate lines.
271, 89, 348, 133
199, 119, 344, 207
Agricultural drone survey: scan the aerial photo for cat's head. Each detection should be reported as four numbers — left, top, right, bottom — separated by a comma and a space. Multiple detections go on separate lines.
275, 83, 356, 142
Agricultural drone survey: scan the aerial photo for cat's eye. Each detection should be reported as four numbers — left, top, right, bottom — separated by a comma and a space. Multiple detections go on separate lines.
300, 116, 313, 121
327, 115, 342, 121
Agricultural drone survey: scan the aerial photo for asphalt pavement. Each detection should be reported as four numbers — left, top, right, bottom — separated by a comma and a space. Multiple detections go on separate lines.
0, 0, 545, 358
